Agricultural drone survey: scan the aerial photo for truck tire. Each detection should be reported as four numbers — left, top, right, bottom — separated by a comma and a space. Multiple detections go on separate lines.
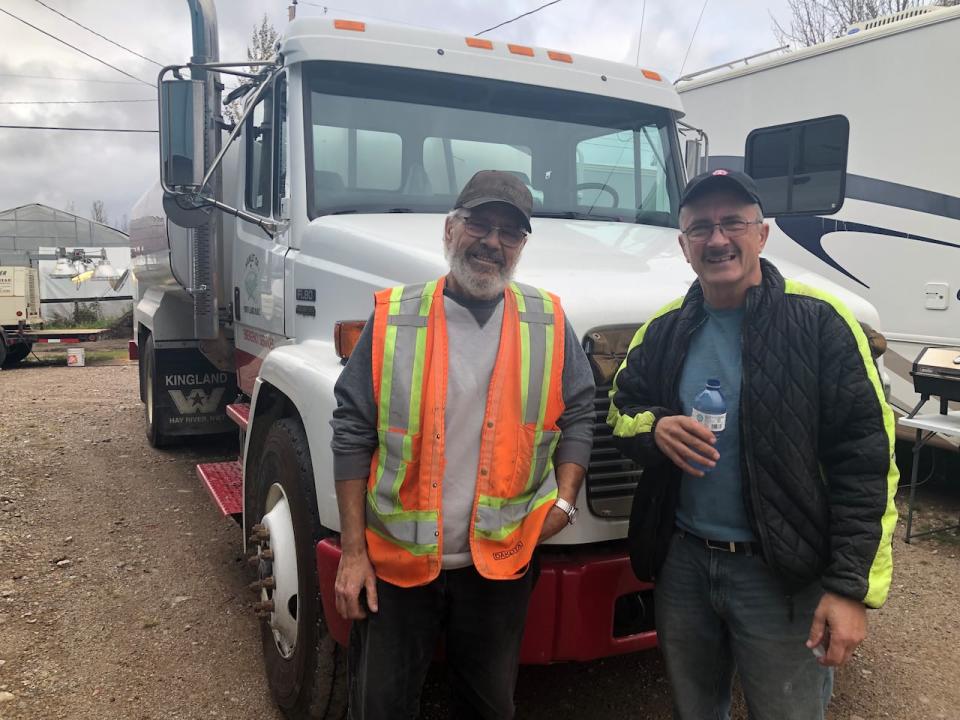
252, 418, 347, 720
2, 342, 33, 367
0, 341, 7, 368
142, 335, 171, 447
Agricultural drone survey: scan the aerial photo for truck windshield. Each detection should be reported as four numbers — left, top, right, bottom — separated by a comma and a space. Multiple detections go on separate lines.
303, 61, 682, 227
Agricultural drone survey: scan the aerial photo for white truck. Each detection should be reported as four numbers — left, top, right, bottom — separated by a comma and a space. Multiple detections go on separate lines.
130, 2, 890, 717
677, 4, 960, 436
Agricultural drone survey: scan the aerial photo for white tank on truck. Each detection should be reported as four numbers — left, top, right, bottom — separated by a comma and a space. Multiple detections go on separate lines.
129, 2, 892, 717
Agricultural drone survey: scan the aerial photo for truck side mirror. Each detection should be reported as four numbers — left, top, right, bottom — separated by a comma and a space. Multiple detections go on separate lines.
159, 79, 206, 189
684, 138, 703, 179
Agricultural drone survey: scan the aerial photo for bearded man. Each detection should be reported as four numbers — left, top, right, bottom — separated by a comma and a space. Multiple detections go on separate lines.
330, 170, 596, 720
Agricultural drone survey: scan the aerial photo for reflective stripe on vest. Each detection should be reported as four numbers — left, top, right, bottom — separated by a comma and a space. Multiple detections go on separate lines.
474, 282, 560, 539
368, 281, 439, 556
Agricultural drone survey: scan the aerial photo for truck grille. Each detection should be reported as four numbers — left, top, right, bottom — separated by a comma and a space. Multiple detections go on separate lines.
586, 383, 643, 518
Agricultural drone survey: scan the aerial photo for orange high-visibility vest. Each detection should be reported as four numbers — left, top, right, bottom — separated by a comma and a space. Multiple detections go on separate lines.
366, 277, 566, 587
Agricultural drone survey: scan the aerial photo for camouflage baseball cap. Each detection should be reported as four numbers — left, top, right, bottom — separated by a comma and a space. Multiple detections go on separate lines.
455, 170, 533, 232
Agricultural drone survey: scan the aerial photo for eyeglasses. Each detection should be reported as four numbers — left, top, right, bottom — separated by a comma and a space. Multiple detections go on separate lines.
458, 216, 527, 248
681, 219, 763, 244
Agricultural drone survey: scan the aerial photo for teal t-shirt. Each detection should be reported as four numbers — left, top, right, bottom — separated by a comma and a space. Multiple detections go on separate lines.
675, 303, 755, 541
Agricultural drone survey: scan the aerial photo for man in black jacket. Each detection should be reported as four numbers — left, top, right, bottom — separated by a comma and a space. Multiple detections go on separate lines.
608, 169, 898, 719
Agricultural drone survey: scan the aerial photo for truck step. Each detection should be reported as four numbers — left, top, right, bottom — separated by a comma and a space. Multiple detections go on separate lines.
226, 403, 250, 431
197, 461, 243, 517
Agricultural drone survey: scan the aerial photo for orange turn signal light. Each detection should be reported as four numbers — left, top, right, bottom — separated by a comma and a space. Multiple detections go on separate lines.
547, 50, 573, 63
466, 37, 494, 50
334, 320, 367, 361
334, 19, 366, 32
508, 44, 534, 57
641, 69, 662, 81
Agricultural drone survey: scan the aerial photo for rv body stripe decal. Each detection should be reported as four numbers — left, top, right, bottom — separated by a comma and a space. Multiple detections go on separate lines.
774, 216, 960, 289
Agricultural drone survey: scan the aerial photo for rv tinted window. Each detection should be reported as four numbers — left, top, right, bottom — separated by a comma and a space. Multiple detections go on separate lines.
245, 86, 274, 217
745, 115, 848, 216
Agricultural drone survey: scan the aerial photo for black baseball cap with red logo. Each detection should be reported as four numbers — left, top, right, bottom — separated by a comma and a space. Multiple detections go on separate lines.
679, 168, 764, 213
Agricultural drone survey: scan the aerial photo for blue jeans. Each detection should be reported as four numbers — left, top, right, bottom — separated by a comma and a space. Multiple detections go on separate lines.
655, 531, 833, 720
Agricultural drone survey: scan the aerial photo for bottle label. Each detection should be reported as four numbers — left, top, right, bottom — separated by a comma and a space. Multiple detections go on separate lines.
692, 409, 726, 432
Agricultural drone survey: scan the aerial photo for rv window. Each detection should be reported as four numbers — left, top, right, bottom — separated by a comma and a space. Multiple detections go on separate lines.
245, 86, 274, 217
745, 115, 848, 216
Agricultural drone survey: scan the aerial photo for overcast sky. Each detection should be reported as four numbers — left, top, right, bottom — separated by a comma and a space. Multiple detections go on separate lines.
0, 0, 793, 226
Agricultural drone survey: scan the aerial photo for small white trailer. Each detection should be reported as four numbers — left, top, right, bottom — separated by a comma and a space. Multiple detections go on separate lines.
677, 5, 960, 436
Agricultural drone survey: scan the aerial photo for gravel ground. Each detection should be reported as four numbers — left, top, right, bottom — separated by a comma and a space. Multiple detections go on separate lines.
0, 361, 958, 719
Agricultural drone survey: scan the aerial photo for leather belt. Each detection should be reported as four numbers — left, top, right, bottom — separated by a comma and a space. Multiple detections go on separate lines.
678, 529, 760, 556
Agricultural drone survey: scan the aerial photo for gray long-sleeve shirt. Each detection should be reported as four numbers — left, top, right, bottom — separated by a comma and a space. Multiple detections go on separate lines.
331, 288, 595, 567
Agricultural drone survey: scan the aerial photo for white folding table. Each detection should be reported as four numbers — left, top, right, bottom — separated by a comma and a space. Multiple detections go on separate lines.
897, 411, 960, 543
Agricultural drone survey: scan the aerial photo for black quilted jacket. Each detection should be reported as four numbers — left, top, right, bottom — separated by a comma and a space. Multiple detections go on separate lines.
608, 259, 898, 607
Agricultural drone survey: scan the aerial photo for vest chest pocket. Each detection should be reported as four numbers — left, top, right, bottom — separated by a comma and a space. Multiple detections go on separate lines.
513, 426, 561, 494
372, 429, 423, 514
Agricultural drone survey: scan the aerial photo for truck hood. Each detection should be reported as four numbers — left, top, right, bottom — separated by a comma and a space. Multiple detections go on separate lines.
300, 214, 882, 333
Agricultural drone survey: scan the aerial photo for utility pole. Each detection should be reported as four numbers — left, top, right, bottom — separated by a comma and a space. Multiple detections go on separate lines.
288, 0, 297, 21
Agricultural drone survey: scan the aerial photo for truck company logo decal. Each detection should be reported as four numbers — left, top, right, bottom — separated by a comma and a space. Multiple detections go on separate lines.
242, 328, 276, 349
168, 387, 225, 415
243, 253, 261, 316
164, 372, 229, 387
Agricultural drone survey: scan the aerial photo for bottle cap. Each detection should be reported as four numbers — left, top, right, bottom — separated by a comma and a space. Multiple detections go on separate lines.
706, 378, 721, 390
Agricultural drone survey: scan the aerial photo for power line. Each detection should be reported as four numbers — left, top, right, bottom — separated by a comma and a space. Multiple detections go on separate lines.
31, 0, 164, 67
635, 0, 647, 66
0, 124, 156, 133
475, 0, 565, 37
678, 0, 711, 78
0, 99, 155, 105
0, 8, 153, 87
0, 73, 142, 85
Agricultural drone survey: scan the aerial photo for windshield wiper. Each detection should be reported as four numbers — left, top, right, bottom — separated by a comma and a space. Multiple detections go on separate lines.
532, 210, 622, 222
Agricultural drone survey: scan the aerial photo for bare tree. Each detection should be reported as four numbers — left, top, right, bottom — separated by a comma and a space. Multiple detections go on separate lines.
223, 15, 280, 125
772, 0, 952, 47
90, 200, 109, 226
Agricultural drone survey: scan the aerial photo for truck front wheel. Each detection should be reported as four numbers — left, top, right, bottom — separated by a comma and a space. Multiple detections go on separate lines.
251, 418, 347, 720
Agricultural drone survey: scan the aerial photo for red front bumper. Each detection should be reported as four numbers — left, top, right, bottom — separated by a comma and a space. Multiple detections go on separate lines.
315, 540, 657, 664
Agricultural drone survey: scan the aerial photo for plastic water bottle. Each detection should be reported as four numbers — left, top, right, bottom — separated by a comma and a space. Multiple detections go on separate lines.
691, 379, 726, 474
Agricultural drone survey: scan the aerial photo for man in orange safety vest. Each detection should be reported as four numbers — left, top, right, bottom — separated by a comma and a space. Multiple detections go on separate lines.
331, 170, 595, 719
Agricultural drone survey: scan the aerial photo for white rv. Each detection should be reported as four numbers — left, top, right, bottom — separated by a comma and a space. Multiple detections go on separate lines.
678, 5, 960, 438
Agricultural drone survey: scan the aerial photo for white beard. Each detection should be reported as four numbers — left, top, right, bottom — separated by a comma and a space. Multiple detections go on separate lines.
444, 242, 517, 300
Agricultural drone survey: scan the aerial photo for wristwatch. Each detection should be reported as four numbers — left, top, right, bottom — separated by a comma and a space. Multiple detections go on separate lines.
554, 497, 579, 525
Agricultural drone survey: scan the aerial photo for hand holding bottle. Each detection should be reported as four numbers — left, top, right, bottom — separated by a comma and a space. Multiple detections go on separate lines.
653, 415, 719, 477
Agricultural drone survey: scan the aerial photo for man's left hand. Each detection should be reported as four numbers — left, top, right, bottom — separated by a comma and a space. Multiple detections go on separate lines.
806, 591, 867, 667
538, 505, 570, 543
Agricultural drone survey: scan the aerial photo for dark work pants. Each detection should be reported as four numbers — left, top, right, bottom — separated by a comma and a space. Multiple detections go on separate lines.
347, 564, 536, 720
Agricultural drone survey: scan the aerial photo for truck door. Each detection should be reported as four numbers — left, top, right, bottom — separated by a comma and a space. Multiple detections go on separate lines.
234, 75, 288, 348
